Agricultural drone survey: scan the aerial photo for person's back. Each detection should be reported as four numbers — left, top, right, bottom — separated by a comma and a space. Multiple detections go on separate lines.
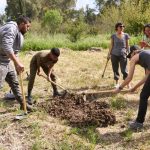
139, 50, 150, 69
31, 52, 58, 67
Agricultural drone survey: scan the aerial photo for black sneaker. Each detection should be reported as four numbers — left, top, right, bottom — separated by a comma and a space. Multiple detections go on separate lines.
129, 121, 143, 131
26, 96, 33, 105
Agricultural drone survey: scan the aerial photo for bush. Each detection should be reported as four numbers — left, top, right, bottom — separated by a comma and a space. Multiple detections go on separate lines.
67, 20, 88, 42
42, 9, 63, 35
99, 0, 150, 35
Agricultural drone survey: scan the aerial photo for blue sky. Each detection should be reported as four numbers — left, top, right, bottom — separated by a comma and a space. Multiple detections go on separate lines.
76, 0, 96, 10
0, 0, 7, 14
0, 0, 96, 14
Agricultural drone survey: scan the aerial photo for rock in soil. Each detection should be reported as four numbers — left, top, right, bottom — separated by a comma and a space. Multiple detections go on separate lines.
38, 93, 116, 127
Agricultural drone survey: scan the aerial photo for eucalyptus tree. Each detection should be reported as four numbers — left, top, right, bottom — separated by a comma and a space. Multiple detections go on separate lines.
6, 0, 76, 19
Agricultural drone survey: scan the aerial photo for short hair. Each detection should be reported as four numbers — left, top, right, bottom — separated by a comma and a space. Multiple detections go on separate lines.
143, 23, 150, 31
127, 45, 140, 58
51, 48, 60, 57
115, 22, 124, 30
17, 15, 31, 25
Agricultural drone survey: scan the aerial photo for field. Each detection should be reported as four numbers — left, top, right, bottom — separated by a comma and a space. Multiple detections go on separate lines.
0, 48, 150, 150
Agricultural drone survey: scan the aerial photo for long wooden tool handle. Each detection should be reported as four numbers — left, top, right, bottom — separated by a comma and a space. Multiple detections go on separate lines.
19, 73, 27, 113
40, 74, 66, 91
102, 59, 109, 78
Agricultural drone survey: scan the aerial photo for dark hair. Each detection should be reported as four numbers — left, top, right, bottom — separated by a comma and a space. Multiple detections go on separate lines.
144, 23, 150, 29
127, 45, 140, 59
17, 15, 31, 25
115, 22, 124, 31
51, 48, 60, 57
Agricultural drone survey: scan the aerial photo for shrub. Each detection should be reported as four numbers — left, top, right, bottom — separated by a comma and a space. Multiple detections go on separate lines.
67, 20, 88, 42
42, 9, 63, 35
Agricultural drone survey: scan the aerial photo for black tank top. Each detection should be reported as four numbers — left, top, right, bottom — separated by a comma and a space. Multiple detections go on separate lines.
139, 50, 150, 70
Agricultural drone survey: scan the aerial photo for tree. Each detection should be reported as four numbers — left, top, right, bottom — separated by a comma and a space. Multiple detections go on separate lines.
6, 0, 76, 19
42, 10, 63, 35
85, 5, 96, 25
95, 0, 120, 13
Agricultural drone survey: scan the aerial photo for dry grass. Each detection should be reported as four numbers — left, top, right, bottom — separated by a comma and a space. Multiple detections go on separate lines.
0, 48, 150, 150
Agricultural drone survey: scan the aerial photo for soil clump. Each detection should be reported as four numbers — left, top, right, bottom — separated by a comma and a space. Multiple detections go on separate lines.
38, 93, 116, 127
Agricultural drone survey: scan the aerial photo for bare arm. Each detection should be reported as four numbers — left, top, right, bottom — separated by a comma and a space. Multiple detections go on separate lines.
114, 54, 139, 93
47, 63, 55, 81
107, 38, 113, 60
130, 69, 150, 92
119, 59, 136, 88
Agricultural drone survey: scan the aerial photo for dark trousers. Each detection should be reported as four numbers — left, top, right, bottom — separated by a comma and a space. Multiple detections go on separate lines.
136, 75, 150, 123
28, 63, 56, 96
111, 54, 128, 81
0, 63, 22, 104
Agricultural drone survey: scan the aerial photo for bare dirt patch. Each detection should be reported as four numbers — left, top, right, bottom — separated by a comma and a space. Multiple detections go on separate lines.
38, 92, 116, 127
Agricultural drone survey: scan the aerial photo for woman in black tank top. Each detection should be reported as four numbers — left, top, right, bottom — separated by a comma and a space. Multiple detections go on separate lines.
114, 45, 150, 131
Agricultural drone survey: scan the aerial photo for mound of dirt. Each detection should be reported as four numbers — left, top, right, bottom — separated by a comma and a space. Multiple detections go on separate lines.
38, 93, 116, 127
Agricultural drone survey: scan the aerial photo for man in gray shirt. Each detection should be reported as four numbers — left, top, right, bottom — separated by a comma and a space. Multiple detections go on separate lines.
0, 15, 33, 111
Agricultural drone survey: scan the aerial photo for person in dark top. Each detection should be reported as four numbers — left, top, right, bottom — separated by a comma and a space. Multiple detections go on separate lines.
114, 45, 150, 130
107, 22, 130, 87
27, 48, 62, 104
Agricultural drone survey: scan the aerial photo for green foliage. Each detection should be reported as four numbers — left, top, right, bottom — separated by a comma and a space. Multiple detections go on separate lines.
42, 10, 63, 35
67, 20, 88, 42
98, 0, 150, 35
121, 1, 150, 35
6, 0, 76, 19
23, 33, 111, 51
87, 26, 99, 36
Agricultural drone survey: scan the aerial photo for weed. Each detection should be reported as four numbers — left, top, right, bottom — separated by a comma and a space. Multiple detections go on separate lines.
120, 129, 133, 142
30, 122, 41, 138
125, 110, 134, 121
57, 139, 94, 150
31, 140, 42, 150
110, 95, 127, 110
70, 126, 99, 145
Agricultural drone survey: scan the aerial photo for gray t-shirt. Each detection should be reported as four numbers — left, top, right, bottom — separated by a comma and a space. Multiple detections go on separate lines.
139, 50, 150, 70
0, 21, 24, 64
111, 33, 130, 56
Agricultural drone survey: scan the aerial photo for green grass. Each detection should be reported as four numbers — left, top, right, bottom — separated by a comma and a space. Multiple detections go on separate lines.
120, 129, 133, 142
22, 33, 142, 51
110, 95, 127, 110
70, 126, 100, 145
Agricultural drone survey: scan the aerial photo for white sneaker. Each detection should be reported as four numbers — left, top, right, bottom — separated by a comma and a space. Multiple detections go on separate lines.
4, 91, 15, 99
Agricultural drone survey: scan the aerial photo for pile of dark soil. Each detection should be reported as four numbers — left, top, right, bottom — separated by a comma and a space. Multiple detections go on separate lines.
38, 93, 116, 127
